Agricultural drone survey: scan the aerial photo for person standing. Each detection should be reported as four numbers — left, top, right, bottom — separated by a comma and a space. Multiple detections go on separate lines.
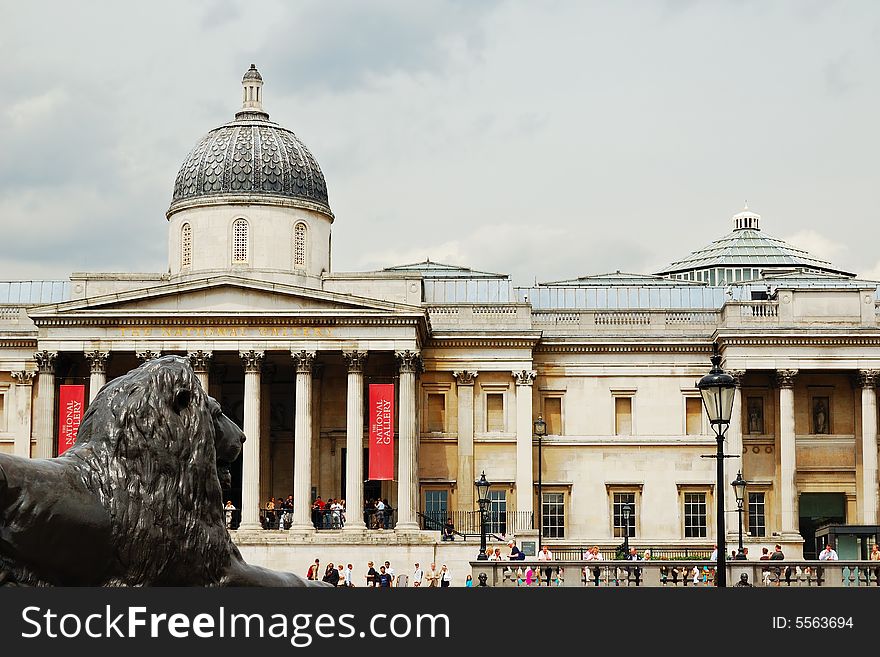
769, 543, 786, 585
412, 562, 424, 587
322, 562, 339, 586
306, 558, 321, 581
537, 544, 554, 586
365, 561, 378, 587
440, 564, 452, 587
343, 563, 353, 587
819, 543, 839, 561
378, 566, 393, 588
425, 563, 439, 588
224, 500, 236, 529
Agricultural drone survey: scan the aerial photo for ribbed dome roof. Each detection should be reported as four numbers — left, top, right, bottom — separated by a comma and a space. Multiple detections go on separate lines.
655, 208, 854, 277
168, 66, 331, 218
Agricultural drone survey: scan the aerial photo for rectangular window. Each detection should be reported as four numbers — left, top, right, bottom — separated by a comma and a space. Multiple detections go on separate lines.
685, 397, 702, 435
542, 492, 565, 539
612, 492, 636, 538
488, 490, 507, 534
615, 397, 632, 436
426, 394, 446, 433
0, 392, 5, 433
748, 492, 766, 537
423, 490, 448, 529
486, 393, 504, 432
544, 397, 562, 435
684, 492, 707, 538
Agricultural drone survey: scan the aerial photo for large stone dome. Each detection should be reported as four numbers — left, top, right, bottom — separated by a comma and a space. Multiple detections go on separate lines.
168, 65, 331, 219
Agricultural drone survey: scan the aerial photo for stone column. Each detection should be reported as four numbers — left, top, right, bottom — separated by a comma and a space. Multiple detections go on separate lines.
725, 370, 746, 522
395, 350, 422, 532
310, 364, 324, 502
33, 351, 57, 459
239, 350, 264, 530
11, 370, 36, 458
453, 370, 478, 511
343, 350, 368, 531
188, 350, 213, 393
775, 369, 798, 535
291, 350, 316, 532
858, 370, 879, 524
136, 349, 162, 363
513, 369, 537, 518
84, 351, 110, 403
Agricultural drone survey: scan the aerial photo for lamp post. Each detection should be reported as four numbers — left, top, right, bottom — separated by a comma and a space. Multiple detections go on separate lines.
475, 471, 491, 561
696, 344, 737, 587
622, 503, 632, 557
534, 415, 547, 550
732, 470, 747, 559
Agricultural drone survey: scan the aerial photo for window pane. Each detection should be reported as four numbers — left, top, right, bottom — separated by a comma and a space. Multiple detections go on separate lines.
181, 223, 192, 267
294, 223, 307, 267
685, 397, 702, 435
612, 492, 636, 538
426, 394, 446, 433
488, 490, 507, 534
233, 219, 248, 262
487, 394, 504, 432
684, 492, 707, 538
615, 397, 632, 436
542, 492, 565, 539
748, 492, 766, 537
424, 490, 448, 528
545, 397, 562, 435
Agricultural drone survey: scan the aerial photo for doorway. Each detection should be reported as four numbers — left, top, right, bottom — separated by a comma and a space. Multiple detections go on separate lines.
798, 493, 846, 558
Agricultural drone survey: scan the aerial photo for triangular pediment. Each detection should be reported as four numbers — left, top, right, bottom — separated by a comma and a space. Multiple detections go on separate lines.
28, 275, 423, 317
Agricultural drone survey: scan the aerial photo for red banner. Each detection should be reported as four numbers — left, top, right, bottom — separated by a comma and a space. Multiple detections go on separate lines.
368, 384, 395, 480
57, 384, 85, 455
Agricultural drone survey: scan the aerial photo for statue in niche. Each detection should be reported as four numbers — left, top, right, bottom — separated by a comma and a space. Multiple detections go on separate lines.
747, 398, 763, 434
813, 398, 829, 434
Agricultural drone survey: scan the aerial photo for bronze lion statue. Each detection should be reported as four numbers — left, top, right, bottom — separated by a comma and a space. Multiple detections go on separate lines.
0, 355, 324, 587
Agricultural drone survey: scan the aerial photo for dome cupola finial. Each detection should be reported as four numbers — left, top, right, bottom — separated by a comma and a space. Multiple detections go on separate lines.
237, 64, 268, 120
732, 202, 760, 231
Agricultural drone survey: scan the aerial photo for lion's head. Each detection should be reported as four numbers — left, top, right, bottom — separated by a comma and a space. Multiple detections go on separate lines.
208, 395, 245, 490
67, 355, 236, 585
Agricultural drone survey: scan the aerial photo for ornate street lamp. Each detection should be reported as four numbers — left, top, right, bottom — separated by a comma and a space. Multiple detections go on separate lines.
475, 471, 491, 561
622, 503, 633, 557
731, 470, 747, 559
534, 415, 547, 550
696, 344, 737, 587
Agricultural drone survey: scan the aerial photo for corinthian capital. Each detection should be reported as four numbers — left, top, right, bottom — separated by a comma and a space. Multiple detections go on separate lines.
774, 369, 798, 389
453, 370, 478, 386
240, 350, 264, 373
34, 350, 57, 373
292, 350, 316, 374
188, 350, 213, 373
857, 370, 880, 389
727, 370, 746, 388
343, 350, 368, 373
136, 349, 161, 363
513, 370, 538, 386
395, 350, 423, 374
85, 350, 111, 374
11, 370, 36, 385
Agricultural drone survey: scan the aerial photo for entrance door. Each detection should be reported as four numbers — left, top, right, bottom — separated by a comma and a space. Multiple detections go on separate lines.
799, 493, 846, 558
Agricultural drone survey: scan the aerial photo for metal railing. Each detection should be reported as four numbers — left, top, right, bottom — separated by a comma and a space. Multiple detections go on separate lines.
419, 510, 534, 538
550, 546, 711, 561
471, 560, 880, 587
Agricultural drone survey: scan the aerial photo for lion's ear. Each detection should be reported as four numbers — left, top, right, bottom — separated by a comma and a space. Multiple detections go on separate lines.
173, 388, 192, 413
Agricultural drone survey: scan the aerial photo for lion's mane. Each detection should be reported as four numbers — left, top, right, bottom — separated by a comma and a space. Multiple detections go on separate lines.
68, 355, 230, 586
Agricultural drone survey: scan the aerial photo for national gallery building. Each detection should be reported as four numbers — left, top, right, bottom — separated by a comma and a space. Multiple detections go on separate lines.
2, 66, 878, 563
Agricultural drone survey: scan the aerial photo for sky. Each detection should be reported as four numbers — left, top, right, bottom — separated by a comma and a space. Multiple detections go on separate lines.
1, 0, 879, 287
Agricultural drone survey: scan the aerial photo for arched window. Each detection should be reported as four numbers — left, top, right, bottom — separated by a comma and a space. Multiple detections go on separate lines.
181, 223, 192, 267
294, 222, 307, 268
232, 218, 249, 263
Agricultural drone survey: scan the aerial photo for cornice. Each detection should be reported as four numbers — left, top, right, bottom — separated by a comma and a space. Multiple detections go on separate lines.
30, 315, 425, 328
0, 339, 37, 348
719, 334, 880, 347
535, 342, 712, 354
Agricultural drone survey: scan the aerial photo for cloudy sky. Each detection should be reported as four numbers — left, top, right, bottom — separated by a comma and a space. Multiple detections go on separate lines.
1, 0, 878, 286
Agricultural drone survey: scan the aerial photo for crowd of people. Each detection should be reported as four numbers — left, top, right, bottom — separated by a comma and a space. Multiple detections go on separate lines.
305, 558, 455, 587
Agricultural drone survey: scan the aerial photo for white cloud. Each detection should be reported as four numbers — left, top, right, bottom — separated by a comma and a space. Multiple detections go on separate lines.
780, 230, 847, 263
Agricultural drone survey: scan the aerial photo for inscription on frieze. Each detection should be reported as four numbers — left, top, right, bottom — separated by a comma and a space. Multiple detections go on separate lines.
116, 326, 334, 338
